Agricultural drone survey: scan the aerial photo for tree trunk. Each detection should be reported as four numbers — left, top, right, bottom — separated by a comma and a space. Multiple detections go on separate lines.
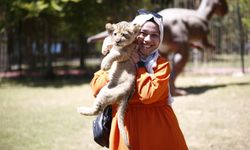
0, 29, 9, 72
216, 22, 222, 54
79, 34, 89, 69
17, 20, 22, 71
236, 2, 245, 73
44, 20, 54, 79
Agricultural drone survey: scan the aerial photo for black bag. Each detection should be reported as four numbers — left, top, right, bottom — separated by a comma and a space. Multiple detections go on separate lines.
92, 105, 112, 148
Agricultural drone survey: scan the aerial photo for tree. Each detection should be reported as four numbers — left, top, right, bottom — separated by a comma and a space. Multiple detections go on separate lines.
0, 0, 175, 77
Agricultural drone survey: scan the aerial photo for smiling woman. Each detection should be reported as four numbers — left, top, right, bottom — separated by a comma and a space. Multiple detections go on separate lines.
87, 9, 188, 150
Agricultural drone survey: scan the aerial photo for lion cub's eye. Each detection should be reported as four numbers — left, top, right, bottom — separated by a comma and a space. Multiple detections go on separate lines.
113, 33, 117, 36
122, 33, 129, 39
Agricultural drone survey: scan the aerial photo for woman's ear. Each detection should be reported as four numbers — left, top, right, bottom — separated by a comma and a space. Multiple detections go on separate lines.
105, 23, 114, 34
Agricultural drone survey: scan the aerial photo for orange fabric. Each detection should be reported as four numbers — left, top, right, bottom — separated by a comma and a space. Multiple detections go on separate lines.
90, 70, 109, 97
90, 56, 188, 150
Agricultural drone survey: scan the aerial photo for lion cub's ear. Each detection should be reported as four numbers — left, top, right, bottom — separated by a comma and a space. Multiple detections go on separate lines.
106, 23, 115, 35
130, 23, 141, 34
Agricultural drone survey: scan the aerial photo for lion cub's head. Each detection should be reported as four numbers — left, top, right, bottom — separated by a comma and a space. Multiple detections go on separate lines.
106, 21, 141, 47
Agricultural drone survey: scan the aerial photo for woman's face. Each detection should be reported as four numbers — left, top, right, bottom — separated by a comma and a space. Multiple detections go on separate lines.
136, 21, 160, 57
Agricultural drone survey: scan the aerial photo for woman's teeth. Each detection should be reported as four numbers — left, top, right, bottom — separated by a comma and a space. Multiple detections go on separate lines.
144, 45, 151, 48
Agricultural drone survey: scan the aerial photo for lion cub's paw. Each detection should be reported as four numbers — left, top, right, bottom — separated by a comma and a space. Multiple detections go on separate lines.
77, 107, 91, 115
77, 106, 98, 116
101, 62, 111, 71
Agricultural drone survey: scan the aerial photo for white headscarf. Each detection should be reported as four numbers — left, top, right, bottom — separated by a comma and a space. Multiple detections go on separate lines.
131, 11, 164, 74
132, 12, 164, 45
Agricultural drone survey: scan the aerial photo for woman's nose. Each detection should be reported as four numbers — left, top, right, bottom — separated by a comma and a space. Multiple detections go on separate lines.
144, 35, 151, 42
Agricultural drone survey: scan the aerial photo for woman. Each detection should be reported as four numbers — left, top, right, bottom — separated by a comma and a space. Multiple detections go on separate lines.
90, 10, 188, 150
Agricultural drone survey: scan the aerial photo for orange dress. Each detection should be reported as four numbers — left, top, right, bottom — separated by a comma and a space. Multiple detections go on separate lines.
90, 56, 188, 150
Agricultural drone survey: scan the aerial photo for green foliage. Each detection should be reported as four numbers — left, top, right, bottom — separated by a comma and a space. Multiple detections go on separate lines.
239, 0, 250, 29
1, 0, 174, 36
12, 1, 49, 18
229, 0, 250, 29
3, 0, 249, 73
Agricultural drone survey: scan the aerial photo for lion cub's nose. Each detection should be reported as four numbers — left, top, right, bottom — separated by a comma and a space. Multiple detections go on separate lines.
116, 39, 121, 45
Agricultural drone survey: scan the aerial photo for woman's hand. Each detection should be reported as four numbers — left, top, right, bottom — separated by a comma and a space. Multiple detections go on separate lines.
131, 50, 140, 65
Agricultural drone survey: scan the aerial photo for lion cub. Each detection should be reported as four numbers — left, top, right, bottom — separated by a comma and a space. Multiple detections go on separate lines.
78, 21, 141, 148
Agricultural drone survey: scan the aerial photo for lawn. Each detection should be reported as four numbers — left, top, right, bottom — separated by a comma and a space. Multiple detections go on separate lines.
174, 74, 250, 150
0, 73, 250, 150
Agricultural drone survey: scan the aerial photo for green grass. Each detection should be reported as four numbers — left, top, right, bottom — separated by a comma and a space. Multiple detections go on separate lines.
186, 54, 250, 69
0, 74, 250, 150
0, 79, 105, 150
174, 74, 250, 150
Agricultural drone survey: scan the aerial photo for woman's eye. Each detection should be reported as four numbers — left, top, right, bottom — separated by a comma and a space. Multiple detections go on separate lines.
140, 32, 147, 37
151, 34, 159, 38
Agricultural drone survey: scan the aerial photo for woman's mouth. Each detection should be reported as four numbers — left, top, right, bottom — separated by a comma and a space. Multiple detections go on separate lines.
143, 44, 153, 49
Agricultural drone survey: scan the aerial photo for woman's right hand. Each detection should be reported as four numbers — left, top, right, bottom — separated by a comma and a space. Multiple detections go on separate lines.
131, 50, 140, 65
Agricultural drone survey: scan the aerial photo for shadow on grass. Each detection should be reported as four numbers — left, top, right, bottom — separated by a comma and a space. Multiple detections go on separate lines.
0, 75, 92, 88
182, 82, 250, 95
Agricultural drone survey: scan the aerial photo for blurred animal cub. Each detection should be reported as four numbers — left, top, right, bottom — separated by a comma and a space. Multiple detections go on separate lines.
78, 21, 141, 148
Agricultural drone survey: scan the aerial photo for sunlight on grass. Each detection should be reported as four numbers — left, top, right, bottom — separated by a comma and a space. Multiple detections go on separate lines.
0, 82, 105, 150
0, 74, 250, 150
173, 74, 250, 150
186, 54, 250, 69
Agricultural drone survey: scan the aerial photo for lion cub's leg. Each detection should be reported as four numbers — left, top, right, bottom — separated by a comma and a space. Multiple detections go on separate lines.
78, 84, 127, 115
77, 86, 110, 115
101, 49, 120, 71
101, 36, 113, 55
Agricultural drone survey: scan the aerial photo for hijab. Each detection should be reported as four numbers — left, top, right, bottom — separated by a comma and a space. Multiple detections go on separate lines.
131, 10, 164, 74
